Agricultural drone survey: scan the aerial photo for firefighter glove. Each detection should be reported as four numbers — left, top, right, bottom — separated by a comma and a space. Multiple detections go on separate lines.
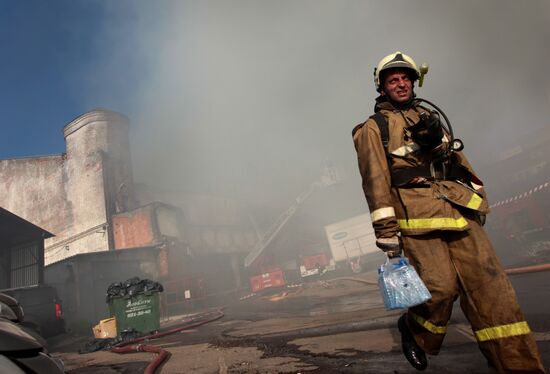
376, 236, 402, 258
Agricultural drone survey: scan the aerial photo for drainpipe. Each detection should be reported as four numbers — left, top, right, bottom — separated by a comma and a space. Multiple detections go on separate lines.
100, 151, 115, 250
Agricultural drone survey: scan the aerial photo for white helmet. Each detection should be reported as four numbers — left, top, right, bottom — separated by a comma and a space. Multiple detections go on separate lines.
374, 51, 420, 91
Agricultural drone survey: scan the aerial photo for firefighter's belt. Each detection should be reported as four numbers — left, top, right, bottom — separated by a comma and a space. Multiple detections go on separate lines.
391, 163, 472, 187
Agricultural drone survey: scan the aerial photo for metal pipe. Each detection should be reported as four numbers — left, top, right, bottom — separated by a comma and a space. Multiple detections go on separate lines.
505, 263, 550, 275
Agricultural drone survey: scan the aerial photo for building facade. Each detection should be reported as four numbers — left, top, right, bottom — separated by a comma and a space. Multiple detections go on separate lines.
0, 109, 257, 292
0, 110, 136, 264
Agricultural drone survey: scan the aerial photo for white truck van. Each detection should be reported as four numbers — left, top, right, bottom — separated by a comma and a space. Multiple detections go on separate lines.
324, 213, 385, 273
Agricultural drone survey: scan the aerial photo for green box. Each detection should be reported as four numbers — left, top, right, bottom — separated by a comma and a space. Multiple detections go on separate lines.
108, 292, 160, 337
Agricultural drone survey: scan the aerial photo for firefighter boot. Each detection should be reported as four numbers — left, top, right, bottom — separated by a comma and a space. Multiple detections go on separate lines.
398, 314, 428, 371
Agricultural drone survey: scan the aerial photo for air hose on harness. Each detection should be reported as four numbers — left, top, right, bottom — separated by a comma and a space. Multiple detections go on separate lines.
413, 97, 464, 160
393, 97, 465, 223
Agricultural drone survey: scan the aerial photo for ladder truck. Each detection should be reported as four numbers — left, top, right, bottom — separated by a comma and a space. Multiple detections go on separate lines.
244, 163, 339, 292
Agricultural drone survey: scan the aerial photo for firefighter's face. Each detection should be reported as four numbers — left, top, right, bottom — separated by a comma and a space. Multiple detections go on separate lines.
382, 69, 413, 103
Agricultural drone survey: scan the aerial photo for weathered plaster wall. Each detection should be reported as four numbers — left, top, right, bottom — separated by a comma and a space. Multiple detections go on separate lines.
0, 155, 69, 240
0, 110, 136, 265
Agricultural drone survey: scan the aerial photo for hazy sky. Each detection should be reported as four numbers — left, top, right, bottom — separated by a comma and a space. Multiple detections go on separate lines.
2, 0, 549, 218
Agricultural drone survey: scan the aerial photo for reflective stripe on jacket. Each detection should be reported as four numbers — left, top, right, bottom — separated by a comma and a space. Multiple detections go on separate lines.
353, 99, 489, 237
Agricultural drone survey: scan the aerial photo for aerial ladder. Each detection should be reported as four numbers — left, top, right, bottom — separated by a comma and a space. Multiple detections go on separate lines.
244, 163, 339, 292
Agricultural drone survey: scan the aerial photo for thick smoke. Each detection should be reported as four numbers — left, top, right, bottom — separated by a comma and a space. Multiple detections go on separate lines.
84, 0, 550, 221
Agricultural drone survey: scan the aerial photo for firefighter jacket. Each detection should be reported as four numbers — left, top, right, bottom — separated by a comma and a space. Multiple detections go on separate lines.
353, 97, 490, 239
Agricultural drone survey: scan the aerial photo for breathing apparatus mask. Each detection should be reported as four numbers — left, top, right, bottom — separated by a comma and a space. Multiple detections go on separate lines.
409, 109, 444, 155
411, 98, 464, 161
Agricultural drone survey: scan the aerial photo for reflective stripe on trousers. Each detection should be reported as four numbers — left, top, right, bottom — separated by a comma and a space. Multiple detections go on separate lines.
401, 211, 546, 372
412, 312, 531, 342
410, 312, 447, 334
475, 321, 531, 342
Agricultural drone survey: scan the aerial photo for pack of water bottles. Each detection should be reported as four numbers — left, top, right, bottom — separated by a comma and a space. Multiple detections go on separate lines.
378, 257, 431, 310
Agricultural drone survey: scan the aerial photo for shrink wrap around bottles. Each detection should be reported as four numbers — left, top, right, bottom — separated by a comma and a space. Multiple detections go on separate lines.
378, 257, 431, 310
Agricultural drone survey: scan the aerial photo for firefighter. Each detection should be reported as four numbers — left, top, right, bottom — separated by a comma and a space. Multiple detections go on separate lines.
352, 51, 546, 373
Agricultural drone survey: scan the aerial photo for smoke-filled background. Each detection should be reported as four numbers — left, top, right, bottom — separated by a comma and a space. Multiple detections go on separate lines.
77, 0, 550, 227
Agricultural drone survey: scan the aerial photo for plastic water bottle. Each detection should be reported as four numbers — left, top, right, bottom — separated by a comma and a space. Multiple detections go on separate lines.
378, 257, 431, 310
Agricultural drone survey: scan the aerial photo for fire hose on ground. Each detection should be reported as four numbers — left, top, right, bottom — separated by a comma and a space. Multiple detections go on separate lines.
505, 263, 550, 275
111, 344, 169, 374
108, 263, 549, 373
110, 309, 225, 374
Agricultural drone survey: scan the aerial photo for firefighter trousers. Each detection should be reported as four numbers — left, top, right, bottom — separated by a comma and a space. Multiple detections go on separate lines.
401, 211, 546, 373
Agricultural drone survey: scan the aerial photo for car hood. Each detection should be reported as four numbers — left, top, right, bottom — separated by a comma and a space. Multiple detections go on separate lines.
0, 319, 42, 352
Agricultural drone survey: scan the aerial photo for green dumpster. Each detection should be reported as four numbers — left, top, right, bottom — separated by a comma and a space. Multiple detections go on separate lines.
108, 291, 160, 337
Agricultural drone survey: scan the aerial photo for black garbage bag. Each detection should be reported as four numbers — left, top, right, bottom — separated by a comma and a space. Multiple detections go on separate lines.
79, 337, 117, 353
79, 328, 144, 354
106, 277, 163, 302
142, 279, 164, 293
119, 328, 143, 342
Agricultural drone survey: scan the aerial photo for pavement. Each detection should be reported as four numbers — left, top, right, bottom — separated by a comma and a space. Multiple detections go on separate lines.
49, 271, 550, 373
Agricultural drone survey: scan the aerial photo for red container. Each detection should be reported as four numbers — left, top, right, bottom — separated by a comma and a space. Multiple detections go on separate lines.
302, 253, 331, 270
249, 269, 286, 293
